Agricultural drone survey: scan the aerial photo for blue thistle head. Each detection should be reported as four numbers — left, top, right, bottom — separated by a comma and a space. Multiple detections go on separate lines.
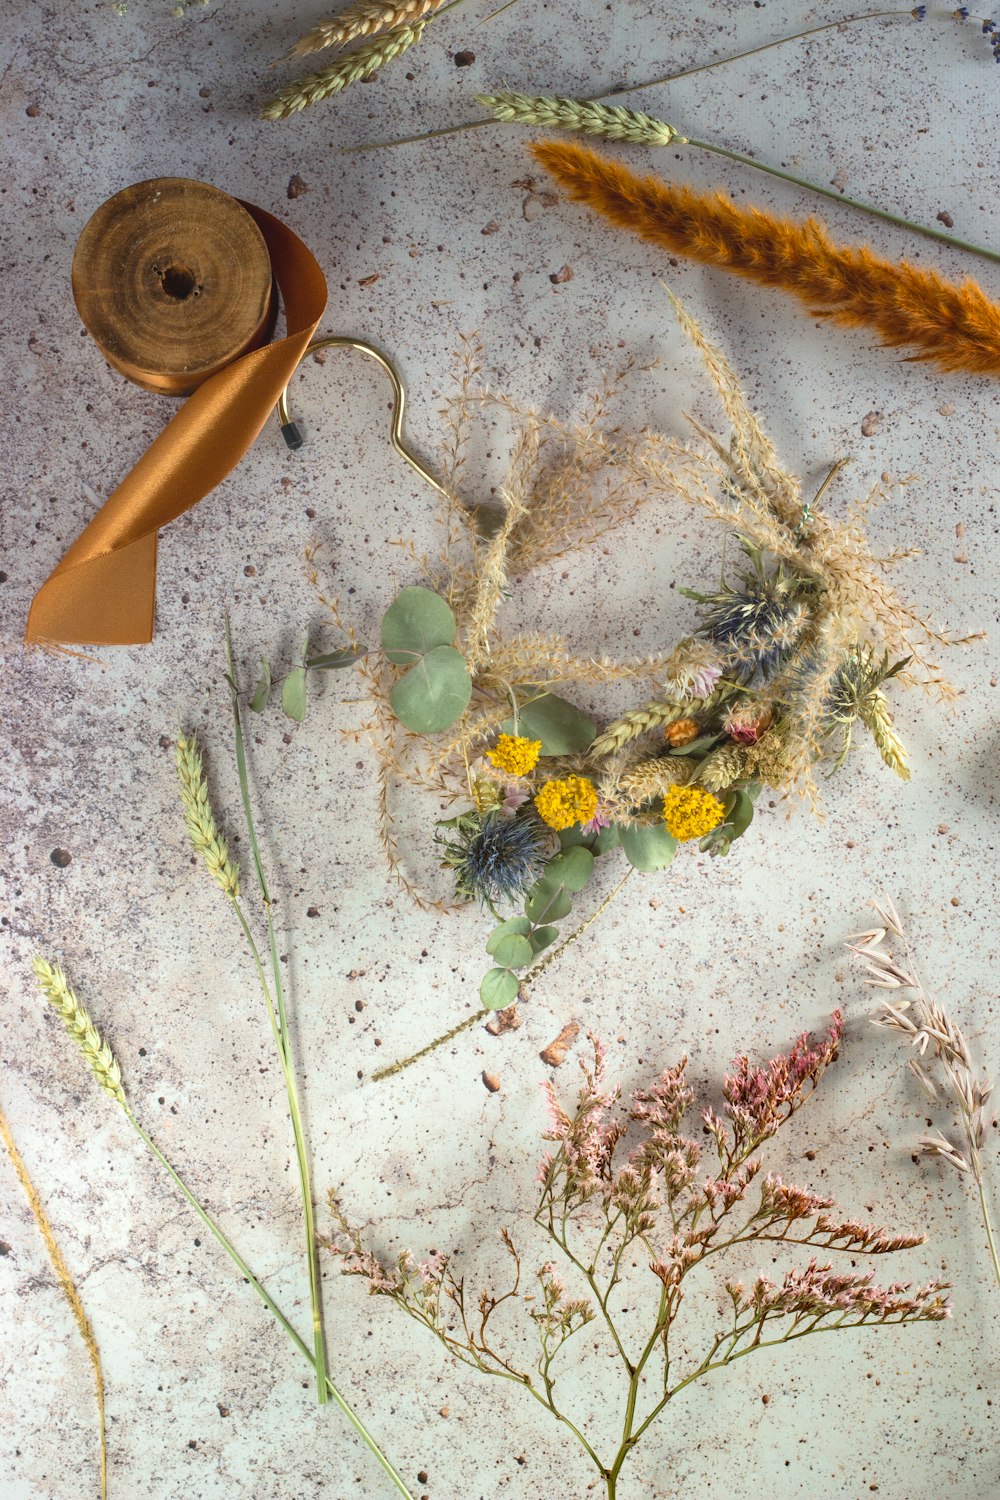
437, 810, 546, 914
693, 544, 813, 680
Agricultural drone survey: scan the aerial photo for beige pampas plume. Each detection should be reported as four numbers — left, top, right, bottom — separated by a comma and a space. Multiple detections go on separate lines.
530, 139, 1000, 377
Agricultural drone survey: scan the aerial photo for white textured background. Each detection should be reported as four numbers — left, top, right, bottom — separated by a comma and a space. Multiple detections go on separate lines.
2, 3, 999, 1497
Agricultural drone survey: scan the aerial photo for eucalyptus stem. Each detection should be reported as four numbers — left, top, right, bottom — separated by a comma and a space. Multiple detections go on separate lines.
124, 1110, 416, 1500
224, 619, 328, 1407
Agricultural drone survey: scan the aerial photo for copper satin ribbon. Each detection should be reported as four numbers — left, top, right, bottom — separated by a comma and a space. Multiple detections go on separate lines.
25, 203, 327, 647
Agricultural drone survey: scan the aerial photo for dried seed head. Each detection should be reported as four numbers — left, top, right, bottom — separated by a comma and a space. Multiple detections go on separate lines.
33, 959, 127, 1108
176, 735, 240, 900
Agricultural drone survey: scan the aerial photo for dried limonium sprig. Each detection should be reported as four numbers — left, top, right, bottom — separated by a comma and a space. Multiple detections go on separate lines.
342, 299, 976, 1078
849, 893, 1000, 1291
29, 960, 413, 1496
326, 1021, 948, 1500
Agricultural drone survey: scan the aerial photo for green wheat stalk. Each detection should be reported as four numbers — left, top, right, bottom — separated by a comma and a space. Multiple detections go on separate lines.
31, 958, 415, 1500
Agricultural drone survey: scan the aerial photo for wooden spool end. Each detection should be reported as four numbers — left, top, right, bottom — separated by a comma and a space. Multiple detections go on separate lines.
72, 177, 275, 396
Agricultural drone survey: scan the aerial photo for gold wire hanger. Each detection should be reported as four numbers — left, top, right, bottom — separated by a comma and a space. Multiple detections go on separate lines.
275, 335, 450, 499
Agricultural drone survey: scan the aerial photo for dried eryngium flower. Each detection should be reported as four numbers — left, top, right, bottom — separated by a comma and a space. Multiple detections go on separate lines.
327, 1021, 947, 1498
850, 893, 1000, 1291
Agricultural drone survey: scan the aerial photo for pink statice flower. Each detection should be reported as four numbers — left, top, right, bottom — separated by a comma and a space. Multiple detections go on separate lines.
581, 805, 612, 836
503, 784, 531, 813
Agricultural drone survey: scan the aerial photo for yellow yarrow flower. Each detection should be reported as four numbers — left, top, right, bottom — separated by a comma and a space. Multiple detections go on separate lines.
534, 775, 598, 832
662, 784, 726, 842
487, 733, 543, 777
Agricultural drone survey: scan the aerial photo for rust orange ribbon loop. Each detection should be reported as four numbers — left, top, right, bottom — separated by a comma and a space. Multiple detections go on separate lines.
26, 195, 327, 647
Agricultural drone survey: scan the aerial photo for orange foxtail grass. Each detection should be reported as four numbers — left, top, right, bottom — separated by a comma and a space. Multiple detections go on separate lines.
531, 139, 1000, 378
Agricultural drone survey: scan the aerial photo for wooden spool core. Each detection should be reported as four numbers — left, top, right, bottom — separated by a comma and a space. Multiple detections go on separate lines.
72, 178, 275, 396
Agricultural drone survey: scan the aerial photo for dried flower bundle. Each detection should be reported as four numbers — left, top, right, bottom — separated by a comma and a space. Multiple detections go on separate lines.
329, 305, 973, 1047
531, 139, 1000, 377
327, 1021, 948, 1498
850, 893, 1000, 1291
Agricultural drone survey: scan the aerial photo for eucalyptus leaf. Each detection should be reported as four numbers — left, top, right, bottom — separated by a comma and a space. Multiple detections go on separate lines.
249, 657, 271, 713
486, 916, 532, 955
525, 882, 572, 923
281, 666, 308, 723
490, 932, 534, 969
389, 645, 472, 733
558, 825, 590, 850
723, 787, 756, 842
529, 925, 559, 954
306, 647, 367, 670
501, 693, 596, 754
545, 847, 595, 893
593, 823, 621, 854
381, 586, 457, 665
480, 967, 520, 1009
620, 822, 678, 873
669, 734, 719, 757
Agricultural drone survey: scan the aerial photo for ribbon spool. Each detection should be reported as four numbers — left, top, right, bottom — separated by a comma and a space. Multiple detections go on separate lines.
28, 177, 448, 649
72, 179, 276, 397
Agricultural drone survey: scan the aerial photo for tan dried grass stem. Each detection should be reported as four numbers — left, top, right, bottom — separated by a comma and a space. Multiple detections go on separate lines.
0, 1099, 107, 1499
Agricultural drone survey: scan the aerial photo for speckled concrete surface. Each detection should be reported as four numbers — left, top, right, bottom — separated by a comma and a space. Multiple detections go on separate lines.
2, 4, 1000, 1498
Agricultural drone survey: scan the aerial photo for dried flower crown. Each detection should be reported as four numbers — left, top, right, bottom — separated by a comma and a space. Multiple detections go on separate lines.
332, 300, 975, 1013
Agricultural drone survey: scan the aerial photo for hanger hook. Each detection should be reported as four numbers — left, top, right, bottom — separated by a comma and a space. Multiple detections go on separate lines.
276, 335, 449, 500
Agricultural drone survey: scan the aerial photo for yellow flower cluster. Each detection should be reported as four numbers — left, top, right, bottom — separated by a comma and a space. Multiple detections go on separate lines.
662, 784, 726, 842
534, 775, 598, 832
487, 733, 543, 777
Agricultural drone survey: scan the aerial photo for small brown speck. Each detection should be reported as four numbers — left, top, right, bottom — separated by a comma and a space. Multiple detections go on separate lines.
243, 564, 256, 576
481, 218, 501, 236
357, 272, 380, 288
306, 906, 320, 918
417, 1472, 429, 1484
804, 1149, 817, 1161
50, 848, 72, 867
549, 264, 573, 285
482, 1071, 501, 1093
860, 411, 883, 437
936, 210, 954, 228
438, 1406, 449, 1418
287, 175, 308, 199
761, 1393, 770, 1405
951, 897, 960, 907
217, 1404, 229, 1417
454, 49, 475, 66
26, 103, 40, 117
938, 824, 949, 835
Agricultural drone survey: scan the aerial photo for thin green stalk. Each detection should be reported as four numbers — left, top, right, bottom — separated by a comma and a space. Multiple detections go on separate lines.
340, 8, 1000, 267
124, 1111, 416, 1500
342, 10, 915, 151
224, 622, 328, 1406
686, 137, 1000, 265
